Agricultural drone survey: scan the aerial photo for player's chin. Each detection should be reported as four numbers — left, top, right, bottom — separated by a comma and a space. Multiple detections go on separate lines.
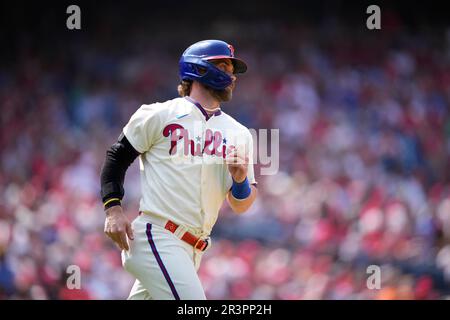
221, 85, 235, 101
221, 88, 233, 101
210, 87, 233, 102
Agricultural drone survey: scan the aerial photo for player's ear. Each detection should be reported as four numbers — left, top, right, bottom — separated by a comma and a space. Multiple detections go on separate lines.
197, 66, 207, 75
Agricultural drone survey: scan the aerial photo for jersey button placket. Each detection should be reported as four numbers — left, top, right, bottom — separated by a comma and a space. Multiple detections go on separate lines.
199, 116, 207, 222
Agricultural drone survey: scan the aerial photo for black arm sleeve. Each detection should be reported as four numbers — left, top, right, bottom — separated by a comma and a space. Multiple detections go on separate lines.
100, 133, 140, 203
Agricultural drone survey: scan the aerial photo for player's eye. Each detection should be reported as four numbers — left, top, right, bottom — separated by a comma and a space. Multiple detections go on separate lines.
219, 63, 233, 74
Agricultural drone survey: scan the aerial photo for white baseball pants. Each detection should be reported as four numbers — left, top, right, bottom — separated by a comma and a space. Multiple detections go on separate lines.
121, 213, 207, 300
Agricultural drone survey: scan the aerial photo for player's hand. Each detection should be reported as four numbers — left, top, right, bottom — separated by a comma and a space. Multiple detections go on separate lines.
226, 147, 248, 183
104, 205, 134, 251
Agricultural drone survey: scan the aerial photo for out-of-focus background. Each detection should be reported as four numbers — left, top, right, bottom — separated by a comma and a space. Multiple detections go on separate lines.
0, 0, 449, 299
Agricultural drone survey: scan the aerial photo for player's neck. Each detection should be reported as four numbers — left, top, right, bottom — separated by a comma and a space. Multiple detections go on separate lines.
189, 89, 220, 112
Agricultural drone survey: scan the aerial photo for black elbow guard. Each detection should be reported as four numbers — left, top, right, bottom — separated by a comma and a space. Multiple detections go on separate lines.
100, 133, 140, 204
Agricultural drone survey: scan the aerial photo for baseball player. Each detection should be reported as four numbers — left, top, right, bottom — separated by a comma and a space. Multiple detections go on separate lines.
100, 39, 257, 300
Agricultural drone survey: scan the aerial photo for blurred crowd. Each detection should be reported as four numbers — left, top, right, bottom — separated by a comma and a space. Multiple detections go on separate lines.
1, 7, 450, 299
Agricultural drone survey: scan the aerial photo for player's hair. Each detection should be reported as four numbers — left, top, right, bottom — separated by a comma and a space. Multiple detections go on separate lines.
177, 80, 193, 97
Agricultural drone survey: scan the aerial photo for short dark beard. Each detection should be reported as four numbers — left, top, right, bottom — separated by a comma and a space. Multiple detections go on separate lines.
204, 85, 233, 102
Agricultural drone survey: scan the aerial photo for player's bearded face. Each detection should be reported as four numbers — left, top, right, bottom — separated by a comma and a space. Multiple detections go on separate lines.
206, 81, 235, 102
207, 59, 236, 102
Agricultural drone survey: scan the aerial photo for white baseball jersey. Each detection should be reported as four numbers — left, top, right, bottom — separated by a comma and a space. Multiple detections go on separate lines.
123, 96, 257, 236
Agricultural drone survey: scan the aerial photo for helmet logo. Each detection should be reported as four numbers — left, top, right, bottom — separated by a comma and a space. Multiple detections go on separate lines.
228, 44, 235, 57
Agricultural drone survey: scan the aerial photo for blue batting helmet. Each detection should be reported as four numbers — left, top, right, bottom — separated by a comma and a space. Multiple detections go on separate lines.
179, 40, 247, 90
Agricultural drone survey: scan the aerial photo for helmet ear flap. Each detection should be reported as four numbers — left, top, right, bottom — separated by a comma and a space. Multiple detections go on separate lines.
196, 66, 207, 75
185, 63, 207, 77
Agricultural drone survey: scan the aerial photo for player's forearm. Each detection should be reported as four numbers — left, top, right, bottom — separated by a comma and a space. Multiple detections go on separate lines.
227, 185, 257, 214
100, 133, 140, 209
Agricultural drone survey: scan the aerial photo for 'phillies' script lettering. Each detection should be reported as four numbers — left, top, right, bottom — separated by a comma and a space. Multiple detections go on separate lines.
163, 124, 234, 158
